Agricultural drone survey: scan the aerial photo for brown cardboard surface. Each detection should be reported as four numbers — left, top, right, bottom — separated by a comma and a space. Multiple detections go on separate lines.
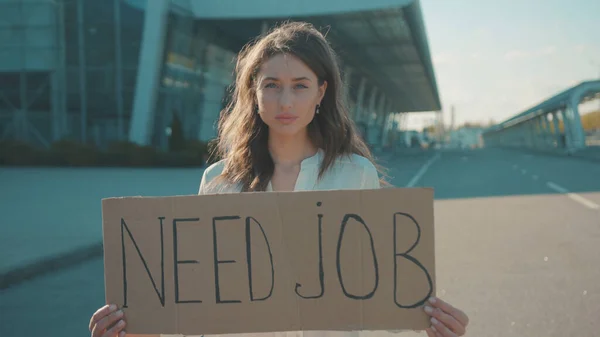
101, 188, 435, 335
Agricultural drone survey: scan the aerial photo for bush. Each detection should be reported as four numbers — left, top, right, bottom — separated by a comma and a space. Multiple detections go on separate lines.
103, 141, 158, 167
183, 139, 208, 159
50, 139, 101, 166
0, 140, 43, 166
0, 138, 220, 167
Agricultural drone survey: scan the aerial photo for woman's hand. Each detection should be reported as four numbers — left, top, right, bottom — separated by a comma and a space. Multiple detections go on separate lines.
423, 297, 469, 337
89, 304, 127, 337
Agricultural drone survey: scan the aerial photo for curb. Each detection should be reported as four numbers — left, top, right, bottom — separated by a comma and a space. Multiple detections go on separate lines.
0, 242, 104, 290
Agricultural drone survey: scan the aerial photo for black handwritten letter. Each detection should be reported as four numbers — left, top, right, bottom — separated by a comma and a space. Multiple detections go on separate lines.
121, 217, 165, 307
173, 218, 202, 303
213, 216, 242, 304
393, 212, 433, 308
295, 213, 325, 299
336, 214, 379, 300
245, 217, 274, 301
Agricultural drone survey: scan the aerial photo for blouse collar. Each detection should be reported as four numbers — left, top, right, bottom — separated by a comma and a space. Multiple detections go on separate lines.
266, 148, 323, 192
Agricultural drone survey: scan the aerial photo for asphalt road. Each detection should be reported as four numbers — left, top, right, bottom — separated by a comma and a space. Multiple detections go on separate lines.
1, 148, 599, 337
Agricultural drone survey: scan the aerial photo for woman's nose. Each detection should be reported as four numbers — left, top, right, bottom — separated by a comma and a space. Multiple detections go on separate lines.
279, 88, 293, 110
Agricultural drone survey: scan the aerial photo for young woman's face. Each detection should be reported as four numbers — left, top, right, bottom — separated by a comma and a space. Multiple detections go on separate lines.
255, 53, 327, 137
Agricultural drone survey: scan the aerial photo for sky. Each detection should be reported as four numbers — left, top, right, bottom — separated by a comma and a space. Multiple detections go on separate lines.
402, 0, 600, 131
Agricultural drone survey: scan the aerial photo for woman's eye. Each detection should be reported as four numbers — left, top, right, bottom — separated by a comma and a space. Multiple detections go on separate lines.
295, 84, 308, 89
265, 83, 278, 88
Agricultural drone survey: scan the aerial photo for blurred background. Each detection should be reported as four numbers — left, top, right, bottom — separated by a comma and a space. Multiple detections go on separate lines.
0, 0, 599, 336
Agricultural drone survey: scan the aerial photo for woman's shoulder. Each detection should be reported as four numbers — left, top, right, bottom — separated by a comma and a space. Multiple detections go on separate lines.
327, 153, 381, 189
334, 153, 378, 173
202, 159, 227, 183
198, 159, 240, 194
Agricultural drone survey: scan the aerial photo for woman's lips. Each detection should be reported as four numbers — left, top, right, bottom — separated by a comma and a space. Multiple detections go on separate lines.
275, 114, 298, 124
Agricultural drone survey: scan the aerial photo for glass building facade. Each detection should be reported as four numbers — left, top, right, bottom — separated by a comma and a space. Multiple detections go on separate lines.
1, 0, 443, 153
0, 0, 241, 150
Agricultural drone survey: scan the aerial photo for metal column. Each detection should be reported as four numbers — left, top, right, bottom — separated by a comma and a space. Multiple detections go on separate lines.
367, 87, 378, 125
52, 0, 67, 142
380, 100, 392, 147
354, 77, 366, 123
114, 0, 125, 140
77, 0, 88, 142
560, 109, 570, 149
375, 93, 386, 146
129, 0, 170, 145
552, 111, 562, 148
566, 96, 586, 150
541, 114, 552, 147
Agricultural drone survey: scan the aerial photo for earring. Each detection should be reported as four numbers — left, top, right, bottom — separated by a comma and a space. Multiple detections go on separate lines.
316, 104, 320, 114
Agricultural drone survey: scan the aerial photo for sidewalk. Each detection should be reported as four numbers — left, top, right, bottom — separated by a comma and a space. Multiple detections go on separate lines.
0, 167, 205, 289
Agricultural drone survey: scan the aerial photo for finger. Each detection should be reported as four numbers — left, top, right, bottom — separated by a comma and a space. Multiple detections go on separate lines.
428, 297, 469, 327
425, 328, 437, 337
92, 309, 124, 337
430, 325, 444, 337
424, 305, 465, 336
430, 317, 457, 337
90, 304, 117, 332
101, 319, 126, 337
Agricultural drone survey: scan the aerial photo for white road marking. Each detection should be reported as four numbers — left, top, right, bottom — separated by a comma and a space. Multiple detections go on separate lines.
546, 182, 569, 193
406, 152, 441, 187
546, 181, 600, 210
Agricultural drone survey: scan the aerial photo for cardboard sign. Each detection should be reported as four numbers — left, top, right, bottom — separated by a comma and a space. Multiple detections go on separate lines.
101, 188, 436, 335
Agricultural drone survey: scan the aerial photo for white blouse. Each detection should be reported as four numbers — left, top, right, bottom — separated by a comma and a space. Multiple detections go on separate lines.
198, 149, 381, 194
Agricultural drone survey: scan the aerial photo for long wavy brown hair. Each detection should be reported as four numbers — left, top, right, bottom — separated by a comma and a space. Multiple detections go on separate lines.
212, 21, 385, 191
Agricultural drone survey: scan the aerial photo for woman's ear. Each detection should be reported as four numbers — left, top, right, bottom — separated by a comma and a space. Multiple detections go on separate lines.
318, 80, 328, 102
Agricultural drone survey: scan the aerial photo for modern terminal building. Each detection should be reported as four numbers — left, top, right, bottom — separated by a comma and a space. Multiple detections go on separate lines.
0, 0, 441, 151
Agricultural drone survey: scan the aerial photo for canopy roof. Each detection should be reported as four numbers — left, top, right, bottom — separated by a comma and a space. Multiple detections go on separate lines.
126, 0, 441, 112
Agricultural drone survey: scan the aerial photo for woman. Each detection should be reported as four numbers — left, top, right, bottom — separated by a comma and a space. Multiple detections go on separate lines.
89, 21, 469, 337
